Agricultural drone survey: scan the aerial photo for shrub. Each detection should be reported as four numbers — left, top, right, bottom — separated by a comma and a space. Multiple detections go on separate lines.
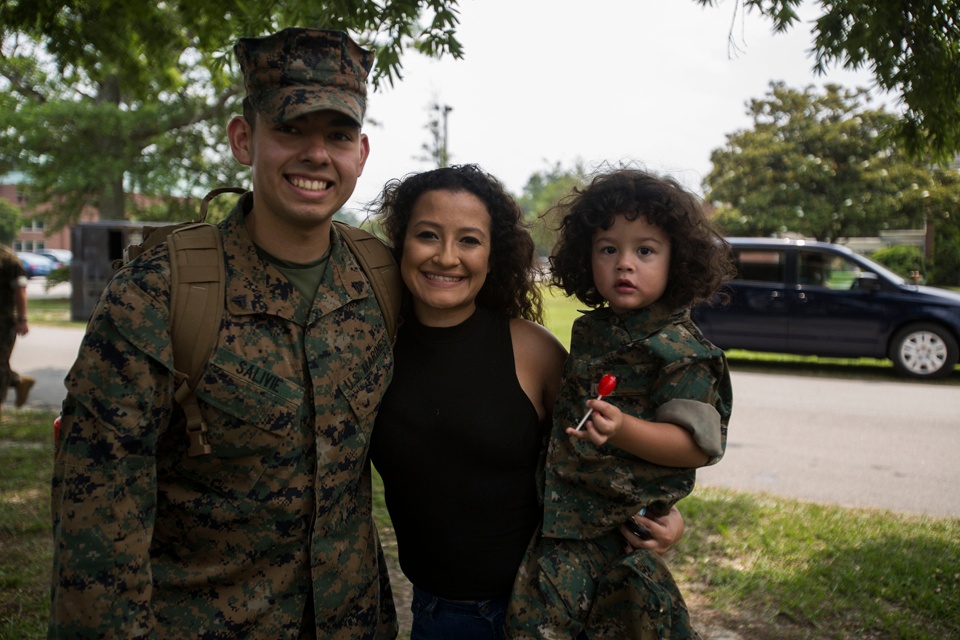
869, 245, 925, 281
45, 265, 70, 290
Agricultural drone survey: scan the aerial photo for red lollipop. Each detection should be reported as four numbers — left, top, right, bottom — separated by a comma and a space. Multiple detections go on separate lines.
597, 374, 617, 396
574, 374, 618, 431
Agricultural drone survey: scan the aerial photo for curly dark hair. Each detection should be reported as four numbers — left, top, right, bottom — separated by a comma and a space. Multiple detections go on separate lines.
549, 168, 735, 310
371, 164, 544, 323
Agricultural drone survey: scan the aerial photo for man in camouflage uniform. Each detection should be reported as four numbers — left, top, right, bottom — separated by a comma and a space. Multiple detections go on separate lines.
0, 244, 34, 412
50, 28, 397, 639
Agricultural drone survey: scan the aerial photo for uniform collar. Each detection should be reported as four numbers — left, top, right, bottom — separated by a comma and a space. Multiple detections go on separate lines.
583, 301, 689, 341
221, 192, 370, 323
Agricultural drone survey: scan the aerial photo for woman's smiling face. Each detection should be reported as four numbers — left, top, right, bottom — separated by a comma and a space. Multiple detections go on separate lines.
401, 189, 492, 327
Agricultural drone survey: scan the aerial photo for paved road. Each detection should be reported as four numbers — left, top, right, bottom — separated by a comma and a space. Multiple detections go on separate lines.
8, 324, 80, 411
10, 320, 960, 520
697, 371, 960, 519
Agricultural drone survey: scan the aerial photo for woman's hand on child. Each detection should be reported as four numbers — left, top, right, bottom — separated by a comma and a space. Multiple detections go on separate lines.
566, 398, 622, 445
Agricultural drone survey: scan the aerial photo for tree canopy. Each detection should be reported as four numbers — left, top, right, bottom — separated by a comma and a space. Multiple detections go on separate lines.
6, 0, 960, 234
0, 0, 463, 227
704, 82, 960, 242
697, 0, 960, 164
0, 196, 21, 245
516, 161, 588, 257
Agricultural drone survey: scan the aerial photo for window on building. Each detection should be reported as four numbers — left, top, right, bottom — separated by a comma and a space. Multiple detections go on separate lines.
20, 218, 44, 232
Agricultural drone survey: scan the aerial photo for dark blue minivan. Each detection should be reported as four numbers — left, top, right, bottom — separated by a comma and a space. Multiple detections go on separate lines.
692, 238, 960, 379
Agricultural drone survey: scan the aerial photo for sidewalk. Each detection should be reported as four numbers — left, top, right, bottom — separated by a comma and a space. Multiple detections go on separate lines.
7, 324, 83, 410
26, 276, 71, 300
8, 278, 82, 410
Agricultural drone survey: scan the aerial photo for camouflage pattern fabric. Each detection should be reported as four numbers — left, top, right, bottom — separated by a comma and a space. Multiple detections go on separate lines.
235, 28, 374, 125
507, 533, 700, 639
0, 246, 25, 395
50, 194, 397, 639
506, 302, 732, 638
543, 303, 731, 538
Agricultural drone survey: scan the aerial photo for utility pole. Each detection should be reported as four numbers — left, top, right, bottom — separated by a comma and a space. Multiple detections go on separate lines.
418, 101, 454, 168
434, 103, 453, 167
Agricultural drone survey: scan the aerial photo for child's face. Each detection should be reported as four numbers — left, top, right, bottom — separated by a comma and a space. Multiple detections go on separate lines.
591, 214, 670, 313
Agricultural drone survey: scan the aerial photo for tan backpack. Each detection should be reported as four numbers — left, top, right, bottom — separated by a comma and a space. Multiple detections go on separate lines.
119, 187, 402, 456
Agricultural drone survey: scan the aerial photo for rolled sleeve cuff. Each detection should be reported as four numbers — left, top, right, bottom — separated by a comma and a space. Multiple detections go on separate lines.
655, 398, 724, 464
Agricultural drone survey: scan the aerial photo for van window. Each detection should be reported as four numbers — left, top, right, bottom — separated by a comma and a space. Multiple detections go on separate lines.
799, 251, 862, 290
734, 250, 785, 284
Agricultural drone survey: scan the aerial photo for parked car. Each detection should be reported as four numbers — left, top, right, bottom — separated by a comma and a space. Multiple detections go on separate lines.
36, 248, 72, 268
692, 237, 960, 379
17, 251, 56, 278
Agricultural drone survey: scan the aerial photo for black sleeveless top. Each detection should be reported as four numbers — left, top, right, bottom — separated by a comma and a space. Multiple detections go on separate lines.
369, 306, 544, 600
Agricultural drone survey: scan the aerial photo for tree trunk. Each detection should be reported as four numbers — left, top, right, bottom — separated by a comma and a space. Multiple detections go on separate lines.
100, 174, 126, 220
98, 74, 126, 220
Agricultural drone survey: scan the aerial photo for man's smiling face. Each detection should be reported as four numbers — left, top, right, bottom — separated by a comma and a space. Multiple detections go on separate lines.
230, 108, 369, 232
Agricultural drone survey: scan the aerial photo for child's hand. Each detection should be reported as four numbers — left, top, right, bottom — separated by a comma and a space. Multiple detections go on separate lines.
566, 398, 622, 445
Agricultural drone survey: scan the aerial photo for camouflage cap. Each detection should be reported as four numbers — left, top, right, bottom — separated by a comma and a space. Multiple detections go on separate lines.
235, 28, 374, 125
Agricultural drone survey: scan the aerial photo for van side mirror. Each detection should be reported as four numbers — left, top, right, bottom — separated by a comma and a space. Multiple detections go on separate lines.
854, 272, 881, 292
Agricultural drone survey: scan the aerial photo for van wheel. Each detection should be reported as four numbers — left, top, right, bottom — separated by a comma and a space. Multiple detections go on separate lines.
889, 323, 958, 379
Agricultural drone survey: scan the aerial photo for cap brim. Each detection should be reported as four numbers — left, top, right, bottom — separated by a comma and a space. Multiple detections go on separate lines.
252, 87, 364, 126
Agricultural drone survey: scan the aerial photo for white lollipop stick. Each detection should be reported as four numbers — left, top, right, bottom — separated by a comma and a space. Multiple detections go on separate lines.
574, 404, 598, 431
573, 374, 618, 431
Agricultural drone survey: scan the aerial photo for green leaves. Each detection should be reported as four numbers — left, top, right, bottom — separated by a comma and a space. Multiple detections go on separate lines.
0, 0, 464, 227
0, 198, 22, 245
811, 0, 960, 162
697, 0, 960, 163
704, 82, 953, 243
517, 161, 588, 257
0, 2, 230, 224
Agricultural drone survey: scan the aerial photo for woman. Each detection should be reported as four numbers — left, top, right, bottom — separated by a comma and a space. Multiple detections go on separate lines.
368, 165, 683, 640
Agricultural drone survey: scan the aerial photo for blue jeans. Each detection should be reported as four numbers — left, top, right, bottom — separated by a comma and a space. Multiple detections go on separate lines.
410, 585, 508, 640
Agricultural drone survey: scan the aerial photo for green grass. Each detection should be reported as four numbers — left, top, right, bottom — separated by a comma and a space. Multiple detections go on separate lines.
540, 286, 581, 350
0, 410, 57, 640
26, 297, 78, 327
11, 291, 958, 638
6, 413, 956, 640
673, 487, 960, 639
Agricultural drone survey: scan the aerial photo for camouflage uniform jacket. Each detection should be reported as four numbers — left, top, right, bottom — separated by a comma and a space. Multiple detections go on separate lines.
50, 195, 396, 639
541, 302, 732, 539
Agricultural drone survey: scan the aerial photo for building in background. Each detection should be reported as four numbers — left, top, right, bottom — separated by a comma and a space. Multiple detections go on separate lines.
0, 177, 98, 253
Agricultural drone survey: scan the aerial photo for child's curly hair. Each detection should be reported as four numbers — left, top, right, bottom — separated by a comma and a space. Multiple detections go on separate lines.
549, 168, 735, 310
372, 164, 544, 323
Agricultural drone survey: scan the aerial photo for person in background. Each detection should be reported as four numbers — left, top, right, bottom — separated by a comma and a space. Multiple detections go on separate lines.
506, 167, 735, 639
50, 28, 397, 639
369, 165, 685, 640
0, 244, 34, 414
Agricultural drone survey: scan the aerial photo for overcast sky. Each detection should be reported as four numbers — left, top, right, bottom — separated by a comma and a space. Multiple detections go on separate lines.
348, 0, 890, 214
